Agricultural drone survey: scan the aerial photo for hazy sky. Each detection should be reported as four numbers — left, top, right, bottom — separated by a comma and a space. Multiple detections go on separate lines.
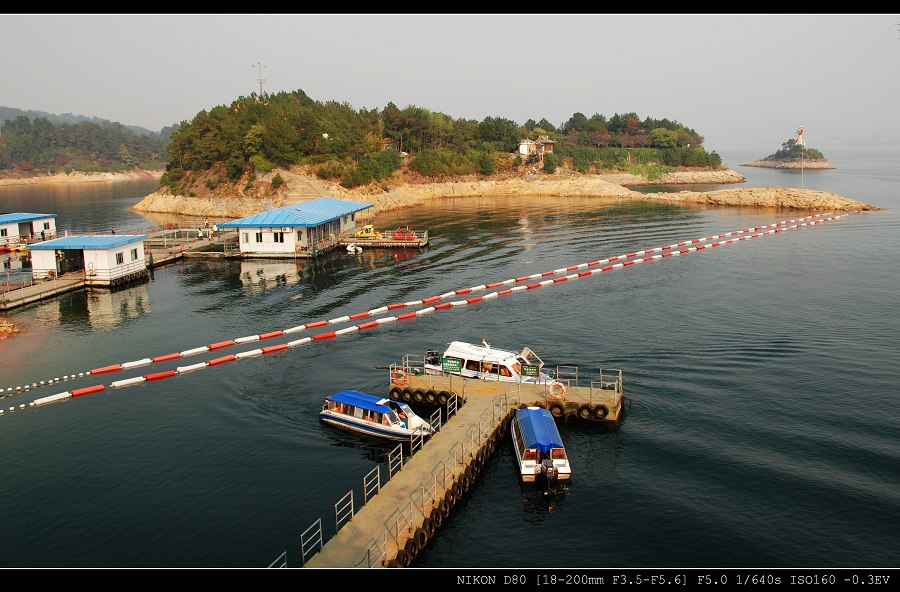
2, 14, 899, 151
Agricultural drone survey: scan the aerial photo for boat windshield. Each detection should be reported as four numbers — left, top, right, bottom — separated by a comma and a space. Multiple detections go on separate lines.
550, 448, 567, 460
518, 347, 544, 369
523, 448, 538, 461
387, 411, 400, 424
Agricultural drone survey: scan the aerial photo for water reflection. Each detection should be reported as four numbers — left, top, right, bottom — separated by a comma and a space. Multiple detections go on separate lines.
521, 480, 570, 521
239, 260, 304, 295
34, 281, 151, 331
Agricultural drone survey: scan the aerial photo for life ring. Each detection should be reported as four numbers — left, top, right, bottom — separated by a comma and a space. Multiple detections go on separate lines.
549, 381, 567, 399
593, 404, 609, 420
578, 404, 593, 420
392, 370, 407, 386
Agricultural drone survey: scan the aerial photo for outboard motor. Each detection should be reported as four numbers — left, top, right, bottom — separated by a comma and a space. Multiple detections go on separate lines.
541, 458, 558, 482
425, 350, 440, 366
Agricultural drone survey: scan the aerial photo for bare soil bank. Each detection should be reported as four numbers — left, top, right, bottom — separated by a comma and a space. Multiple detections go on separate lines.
0, 169, 163, 187
131, 166, 877, 219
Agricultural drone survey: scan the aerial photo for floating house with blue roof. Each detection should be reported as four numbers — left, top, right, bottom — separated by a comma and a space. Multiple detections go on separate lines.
28, 234, 149, 287
218, 197, 373, 258
0, 212, 57, 247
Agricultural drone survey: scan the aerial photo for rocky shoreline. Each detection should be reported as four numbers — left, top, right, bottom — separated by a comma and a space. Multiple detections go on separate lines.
0, 169, 163, 186
741, 158, 835, 170
132, 165, 877, 217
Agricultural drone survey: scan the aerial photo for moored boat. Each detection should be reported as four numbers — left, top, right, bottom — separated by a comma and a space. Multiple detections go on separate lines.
511, 406, 571, 483
319, 389, 433, 442
423, 340, 556, 385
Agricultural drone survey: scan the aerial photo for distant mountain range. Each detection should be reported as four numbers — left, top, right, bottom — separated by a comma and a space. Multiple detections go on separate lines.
0, 106, 160, 136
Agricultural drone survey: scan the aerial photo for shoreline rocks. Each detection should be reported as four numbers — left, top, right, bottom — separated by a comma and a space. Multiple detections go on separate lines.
126, 165, 878, 217
741, 158, 835, 170
0, 169, 164, 187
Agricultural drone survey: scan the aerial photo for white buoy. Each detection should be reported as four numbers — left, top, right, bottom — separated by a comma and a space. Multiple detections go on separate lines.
19, 404, 24, 409
31, 383, 37, 388
39, 380, 45, 385
78, 372, 84, 377
6, 388, 11, 392
16, 386, 21, 391
8, 406, 13, 411
54, 378, 60, 382
24, 385, 29, 390
63, 376, 68, 381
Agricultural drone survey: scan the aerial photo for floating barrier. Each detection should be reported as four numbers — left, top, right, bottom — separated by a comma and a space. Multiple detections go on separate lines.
11, 214, 846, 411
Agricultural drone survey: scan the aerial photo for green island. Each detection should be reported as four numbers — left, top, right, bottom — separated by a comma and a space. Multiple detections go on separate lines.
742, 136, 835, 169
1, 92, 873, 212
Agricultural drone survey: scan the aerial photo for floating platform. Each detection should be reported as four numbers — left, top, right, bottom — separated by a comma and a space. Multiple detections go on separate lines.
339, 229, 428, 249
389, 353, 624, 423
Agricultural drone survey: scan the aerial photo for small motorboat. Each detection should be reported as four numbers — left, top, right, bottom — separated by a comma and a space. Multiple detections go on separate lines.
320, 389, 432, 442
511, 406, 571, 483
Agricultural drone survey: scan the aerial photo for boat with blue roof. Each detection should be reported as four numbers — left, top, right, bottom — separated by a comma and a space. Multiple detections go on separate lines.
510, 406, 571, 483
319, 389, 433, 442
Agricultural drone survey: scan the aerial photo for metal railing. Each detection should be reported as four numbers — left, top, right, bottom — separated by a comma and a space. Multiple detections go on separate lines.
392, 499, 417, 545
280, 386, 477, 567
268, 551, 287, 568
387, 443, 404, 478
299, 518, 323, 566
335, 491, 354, 532
363, 466, 381, 503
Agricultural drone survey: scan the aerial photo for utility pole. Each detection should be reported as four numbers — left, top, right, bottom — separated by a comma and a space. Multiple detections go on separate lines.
254, 62, 267, 100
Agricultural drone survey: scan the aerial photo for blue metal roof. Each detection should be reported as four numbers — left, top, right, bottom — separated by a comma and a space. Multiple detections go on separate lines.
327, 390, 392, 414
516, 407, 564, 453
0, 212, 56, 224
27, 235, 147, 250
218, 197, 373, 228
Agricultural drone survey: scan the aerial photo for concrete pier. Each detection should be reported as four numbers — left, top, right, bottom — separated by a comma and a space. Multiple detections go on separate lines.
304, 390, 516, 568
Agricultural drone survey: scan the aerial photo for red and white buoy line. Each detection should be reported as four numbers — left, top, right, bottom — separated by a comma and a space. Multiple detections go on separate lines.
3, 212, 845, 414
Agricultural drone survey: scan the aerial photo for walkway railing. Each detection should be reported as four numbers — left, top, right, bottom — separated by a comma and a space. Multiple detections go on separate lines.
273, 392, 470, 568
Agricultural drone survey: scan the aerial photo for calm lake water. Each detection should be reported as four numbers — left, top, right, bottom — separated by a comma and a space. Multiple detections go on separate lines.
0, 148, 898, 568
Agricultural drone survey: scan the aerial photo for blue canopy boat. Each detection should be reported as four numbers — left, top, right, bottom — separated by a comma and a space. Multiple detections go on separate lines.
320, 389, 432, 442
510, 406, 571, 483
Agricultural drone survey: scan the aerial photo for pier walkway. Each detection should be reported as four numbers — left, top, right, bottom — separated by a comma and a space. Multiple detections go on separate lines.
301, 388, 517, 568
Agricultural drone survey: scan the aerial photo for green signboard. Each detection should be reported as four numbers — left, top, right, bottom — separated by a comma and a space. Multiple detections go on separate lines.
442, 357, 461, 373
521, 364, 540, 377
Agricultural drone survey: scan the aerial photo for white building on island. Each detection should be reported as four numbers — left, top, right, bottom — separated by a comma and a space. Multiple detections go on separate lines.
218, 197, 373, 258
27, 235, 149, 287
0, 212, 57, 247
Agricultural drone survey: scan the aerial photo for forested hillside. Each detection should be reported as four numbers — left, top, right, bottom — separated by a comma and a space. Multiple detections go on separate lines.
159, 89, 722, 193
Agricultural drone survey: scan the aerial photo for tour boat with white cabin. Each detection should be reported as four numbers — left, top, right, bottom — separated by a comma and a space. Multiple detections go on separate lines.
319, 389, 433, 442
511, 406, 571, 483
423, 340, 555, 384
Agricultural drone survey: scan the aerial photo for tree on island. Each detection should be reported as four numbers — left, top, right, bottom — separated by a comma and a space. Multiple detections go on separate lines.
769, 138, 826, 161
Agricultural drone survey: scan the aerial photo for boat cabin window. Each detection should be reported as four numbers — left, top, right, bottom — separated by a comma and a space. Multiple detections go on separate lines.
353, 407, 364, 419
465, 360, 479, 371
498, 366, 511, 377
523, 448, 537, 461
481, 362, 494, 373
550, 448, 567, 460
386, 410, 400, 424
